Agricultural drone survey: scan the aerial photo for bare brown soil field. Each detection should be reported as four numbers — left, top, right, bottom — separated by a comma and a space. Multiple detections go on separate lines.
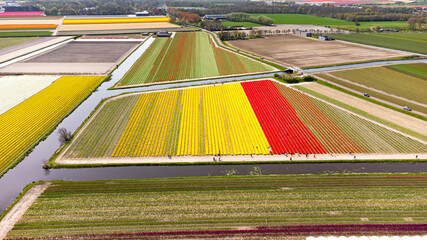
228, 35, 409, 68
24, 41, 138, 63
58, 22, 179, 32
0, 63, 115, 75
0, 37, 71, 63
0, 41, 138, 75
302, 82, 427, 136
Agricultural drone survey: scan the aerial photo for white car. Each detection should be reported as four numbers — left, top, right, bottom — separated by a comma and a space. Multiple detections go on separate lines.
403, 106, 412, 111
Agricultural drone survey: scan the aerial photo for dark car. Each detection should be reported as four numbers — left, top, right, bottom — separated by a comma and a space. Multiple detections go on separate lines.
363, 93, 370, 97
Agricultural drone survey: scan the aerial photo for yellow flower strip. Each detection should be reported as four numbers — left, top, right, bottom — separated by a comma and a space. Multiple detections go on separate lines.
111, 83, 269, 158
63, 17, 170, 25
0, 76, 104, 173
112, 91, 179, 157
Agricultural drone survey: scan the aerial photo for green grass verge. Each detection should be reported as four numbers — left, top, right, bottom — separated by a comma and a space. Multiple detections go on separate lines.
252, 14, 351, 26
221, 21, 263, 28
302, 55, 424, 69
49, 158, 426, 169
5, 174, 427, 238
0, 37, 37, 50
0, 31, 52, 37
388, 62, 427, 79
329, 33, 427, 55
294, 83, 427, 141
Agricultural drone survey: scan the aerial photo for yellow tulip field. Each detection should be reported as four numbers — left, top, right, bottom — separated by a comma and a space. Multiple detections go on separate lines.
0, 76, 104, 175
65, 83, 270, 158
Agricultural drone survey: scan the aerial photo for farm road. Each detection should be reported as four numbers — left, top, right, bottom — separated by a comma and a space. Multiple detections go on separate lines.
314, 74, 427, 118
0, 183, 51, 240
205, 30, 294, 70
302, 82, 427, 136
322, 72, 427, 108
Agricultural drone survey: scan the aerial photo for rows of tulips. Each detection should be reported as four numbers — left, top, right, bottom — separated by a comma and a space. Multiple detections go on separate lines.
242, 80, 326, 154
62, 17, 171, 25
274, 82, 363, 153
64, 96, 139, 158
7, 224, 426, 239
0, 76, 104, 174
118, 32, 272, 86
0, 75, 59, 115
0, 24, 58, 29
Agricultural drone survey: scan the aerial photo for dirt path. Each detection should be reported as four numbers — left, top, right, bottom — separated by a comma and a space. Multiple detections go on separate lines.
314, 75, 427, 118
204, 30, 291, 70
302, 82, 427, 136
323, 72, 427, 108
0, 182, 51, 240
57, 153, 426, 165
52, 17, 65, 36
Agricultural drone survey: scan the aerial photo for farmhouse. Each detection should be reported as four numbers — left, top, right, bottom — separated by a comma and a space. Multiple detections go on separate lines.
318, 35, 334, 41
135, 11, 149, 16
203, 14, 227, 21
295, 30, 312, 37
157, 30, 170, 37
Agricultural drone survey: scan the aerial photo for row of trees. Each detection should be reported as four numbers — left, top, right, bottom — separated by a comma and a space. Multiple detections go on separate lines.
227, 12, 274, 26
408, 15, 426, 30
33, 0, 166, 16
171, 2, 419, 23
168, 7, 201, 23
217, 30, 263, 41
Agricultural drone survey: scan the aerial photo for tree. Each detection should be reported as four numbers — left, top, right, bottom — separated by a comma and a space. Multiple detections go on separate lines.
408, 17, 417, 30
58, 128, 72, 145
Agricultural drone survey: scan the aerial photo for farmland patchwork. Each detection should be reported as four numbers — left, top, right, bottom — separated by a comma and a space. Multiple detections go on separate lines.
116, 32, 274, 86
62, 80, 426, 160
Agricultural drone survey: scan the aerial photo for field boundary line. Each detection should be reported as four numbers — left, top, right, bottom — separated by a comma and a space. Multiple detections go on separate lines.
335, 39, 427, 57
0, 182, 50, 240
114, 69, 275, 89
52, 16, 65, 36
0, 37, 73, 65
206, 30, 290, 70
207, 32, 279, 71
322, 72, 427, 108
272, 79, 427, 145
56, 153, 427, 165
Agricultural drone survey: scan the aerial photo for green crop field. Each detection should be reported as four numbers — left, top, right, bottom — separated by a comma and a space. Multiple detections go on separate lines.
5, 175, 427, 239
0, 31, 52, 37
0, 37, 37, 50
343, 21, 408, 31
117, 32, 274, 87
221, 21, 263, 27
251, 14, 351, 25
328, 64, 427, 105
328, 33, 427, 55
315, 72, 427, 115
250, 14, 407, 31
388, 63, 427, 79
